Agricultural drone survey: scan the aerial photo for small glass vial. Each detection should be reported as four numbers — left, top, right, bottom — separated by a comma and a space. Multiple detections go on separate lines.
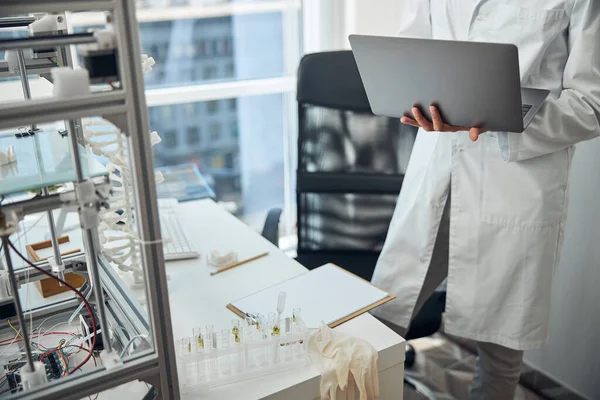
293, 307, 302, 324
193, 328, 205, 351
219, 330, 231, 375
232, 319, 242, 336
268, 312, 280, 336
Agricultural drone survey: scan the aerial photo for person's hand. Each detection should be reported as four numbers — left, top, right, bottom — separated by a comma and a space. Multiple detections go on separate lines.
401, 106, 486, 142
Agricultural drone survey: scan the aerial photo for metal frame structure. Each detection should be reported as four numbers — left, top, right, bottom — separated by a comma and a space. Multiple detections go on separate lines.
0, 1, 179, 398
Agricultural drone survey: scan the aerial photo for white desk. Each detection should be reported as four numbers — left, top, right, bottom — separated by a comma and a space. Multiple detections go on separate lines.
2, 199, 405, 399
169, 199, 405, 400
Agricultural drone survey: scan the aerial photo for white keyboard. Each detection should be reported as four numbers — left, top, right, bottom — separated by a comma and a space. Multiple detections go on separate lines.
158, 198, 200, 261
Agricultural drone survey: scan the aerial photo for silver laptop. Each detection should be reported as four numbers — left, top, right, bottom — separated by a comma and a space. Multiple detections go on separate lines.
349, 35, 550, 133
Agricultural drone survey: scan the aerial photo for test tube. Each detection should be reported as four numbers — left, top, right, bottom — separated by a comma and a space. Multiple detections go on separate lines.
245, 329, 256, 369
205, 325, 218, 379
182, 337, 192, 354
256, 314, 266, 332
193, 328, 205, 352
233, 327, 244, 373
232, 319, 242, 336
293, 307, 302, 324
219, 330, 231, 375
268, 312, 280, 336
256, 331, 268, 367
205, 324, 214, 350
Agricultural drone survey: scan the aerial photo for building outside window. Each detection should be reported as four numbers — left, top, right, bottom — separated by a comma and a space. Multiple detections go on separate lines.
206, 100, 219, 114
187, 126, 200, 145
65, 0, 301, 232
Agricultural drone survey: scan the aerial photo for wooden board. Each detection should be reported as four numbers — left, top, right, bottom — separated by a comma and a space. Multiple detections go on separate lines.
35, 272, 87, 298
25, 235, 85, 298
25, 235, 80, 262
227, 263, 395, 329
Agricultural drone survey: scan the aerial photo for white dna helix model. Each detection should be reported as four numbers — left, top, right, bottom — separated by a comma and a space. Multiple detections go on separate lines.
82, 54, 162, 284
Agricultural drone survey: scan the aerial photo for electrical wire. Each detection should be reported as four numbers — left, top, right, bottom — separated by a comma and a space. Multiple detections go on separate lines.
7, 240, 97, 375
105, 79, 118, 89
119, 335, 147, 358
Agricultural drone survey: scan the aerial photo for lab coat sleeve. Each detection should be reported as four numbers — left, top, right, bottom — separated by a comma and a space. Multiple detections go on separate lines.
397, 0, 431, 38
497, 0, 600, 162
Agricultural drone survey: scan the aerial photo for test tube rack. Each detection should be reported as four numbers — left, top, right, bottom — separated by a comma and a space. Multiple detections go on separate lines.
176, 318, 310, 391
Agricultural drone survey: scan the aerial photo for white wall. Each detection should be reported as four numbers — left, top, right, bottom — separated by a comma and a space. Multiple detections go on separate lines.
302, 0, 401, 54
346, 0, 402, 38
524, 140, 600, 400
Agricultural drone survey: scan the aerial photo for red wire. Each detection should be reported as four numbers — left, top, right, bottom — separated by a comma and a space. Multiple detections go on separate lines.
7, 241, 97, 375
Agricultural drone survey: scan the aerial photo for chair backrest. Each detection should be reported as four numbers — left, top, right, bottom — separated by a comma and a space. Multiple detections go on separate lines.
296, 51, 418, 259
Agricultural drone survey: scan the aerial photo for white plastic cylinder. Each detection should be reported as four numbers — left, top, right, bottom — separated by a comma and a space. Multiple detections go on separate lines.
21, 362, 48, 391
0, 271, 11, 300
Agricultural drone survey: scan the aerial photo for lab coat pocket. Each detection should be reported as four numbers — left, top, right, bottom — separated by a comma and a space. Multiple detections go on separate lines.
476, 222, 558, 320
482, 5, 568, 78
481, 146, 568, 228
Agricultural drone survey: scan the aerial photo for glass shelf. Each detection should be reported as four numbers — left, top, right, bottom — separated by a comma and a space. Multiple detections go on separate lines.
0, 129, 108, 196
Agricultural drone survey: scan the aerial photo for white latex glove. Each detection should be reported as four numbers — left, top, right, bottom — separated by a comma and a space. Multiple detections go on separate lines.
308, 324, 379, 400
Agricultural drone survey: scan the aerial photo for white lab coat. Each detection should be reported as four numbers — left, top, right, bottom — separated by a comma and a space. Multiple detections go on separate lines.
371, 0, 600, 350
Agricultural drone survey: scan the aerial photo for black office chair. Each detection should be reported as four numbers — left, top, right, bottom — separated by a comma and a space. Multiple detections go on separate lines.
295, 51, 445, 370
295, 51, 416, 280
261, 207, 282, 247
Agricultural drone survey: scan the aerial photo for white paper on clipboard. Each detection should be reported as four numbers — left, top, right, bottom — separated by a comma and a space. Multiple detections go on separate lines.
228, 264, 394, 329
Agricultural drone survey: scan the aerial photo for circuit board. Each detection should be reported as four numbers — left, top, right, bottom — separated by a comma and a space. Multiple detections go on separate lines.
3, 352, 63, 393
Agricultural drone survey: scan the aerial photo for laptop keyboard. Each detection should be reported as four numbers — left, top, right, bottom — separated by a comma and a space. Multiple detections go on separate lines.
522, 104, 532, 118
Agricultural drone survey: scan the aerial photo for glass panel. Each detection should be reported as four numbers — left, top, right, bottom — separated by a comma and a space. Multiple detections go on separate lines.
149, 94, 285, 229
0, 126, 108, 196
298, 192, 398, 251
299, 104, 417, 175
139, 13, 285, 88
0, 116, 154, 392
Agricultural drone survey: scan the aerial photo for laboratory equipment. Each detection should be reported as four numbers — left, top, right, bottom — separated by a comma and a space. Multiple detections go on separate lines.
0, 3, 178, 399
175, 314, 310, 392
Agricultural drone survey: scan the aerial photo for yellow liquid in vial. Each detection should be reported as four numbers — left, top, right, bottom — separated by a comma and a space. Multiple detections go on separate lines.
232, 326, 239, 335
234, 334, 241, 343
197, 336, 204, 349
272, 325, 280, 335
187, 343, 191, 352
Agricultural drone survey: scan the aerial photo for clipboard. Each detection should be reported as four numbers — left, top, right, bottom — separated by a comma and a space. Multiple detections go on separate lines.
227, 264, 395, 329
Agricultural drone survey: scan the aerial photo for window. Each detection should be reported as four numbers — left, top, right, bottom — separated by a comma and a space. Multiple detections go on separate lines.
164, 130, 177, 148
211, 154, 224, 169
202, 66, 217, 80
65, 2, 301, 232
198, 40, 206, 57
228, 99, 237, 111
184, 103, 195, 117
225, 63, 235, 78
148, 94, 287, 227
161, 106, 172, 119
209, 123, 220, 140
187, 127, 200, 145
224, 152, 235, 169
224, 37, 232, 55
207, 100, 219, 114
137, 13, 286, 89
